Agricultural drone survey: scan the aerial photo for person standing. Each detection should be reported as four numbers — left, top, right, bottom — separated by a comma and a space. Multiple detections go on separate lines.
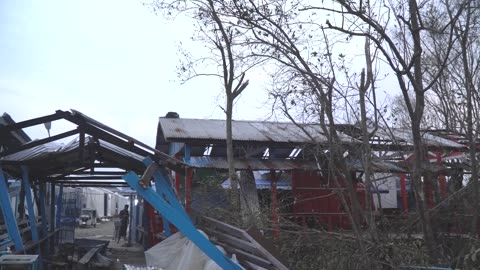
118, 204, 129, 242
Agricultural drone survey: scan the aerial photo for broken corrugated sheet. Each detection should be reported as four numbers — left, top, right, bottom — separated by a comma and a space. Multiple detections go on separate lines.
1, 136, 144, 163
158, 118, 358, 144
187, 156, 318, 170
1, 142, 64, 161
375, 128, 465, 149
186, 156, 406, 172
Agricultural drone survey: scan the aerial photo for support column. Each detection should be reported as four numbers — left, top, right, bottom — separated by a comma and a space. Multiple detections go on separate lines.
142, 200, 149, 249
128, 194, 133, 246
169, 143, 184, 196
49, 183, 56, 232
0, 166, 24, 251
49, 182, 57, 253
21, 167, 39, 242
38, 181, 48, 255
135, 196, 140, 242
270, 170, 279, 238
400, 174, 408, 214
56, 184, 64, 228
184, 144, 192, 213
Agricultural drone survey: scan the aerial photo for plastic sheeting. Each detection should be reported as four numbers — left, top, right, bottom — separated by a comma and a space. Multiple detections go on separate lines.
145, 231, 241, 270
81, 187, 129, 217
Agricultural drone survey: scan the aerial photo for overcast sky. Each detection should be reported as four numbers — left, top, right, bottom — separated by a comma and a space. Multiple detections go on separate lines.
0, 0, 271, 147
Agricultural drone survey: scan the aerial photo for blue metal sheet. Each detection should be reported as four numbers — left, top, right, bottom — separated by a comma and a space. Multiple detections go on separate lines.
21, 167, 39, 242
122, 170, 242, 270
143, 157, 173, 237
0, 166, 24, 251
184, 144, 191, 163
155, 176, 172, 237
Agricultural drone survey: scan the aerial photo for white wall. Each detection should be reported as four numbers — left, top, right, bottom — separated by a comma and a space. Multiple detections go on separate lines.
371, 173, 398, 209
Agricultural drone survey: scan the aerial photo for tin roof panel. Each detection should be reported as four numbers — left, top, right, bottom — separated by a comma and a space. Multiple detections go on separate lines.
158, 118, 356, 144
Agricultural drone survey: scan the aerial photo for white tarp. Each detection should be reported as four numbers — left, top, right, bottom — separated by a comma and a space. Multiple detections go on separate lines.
145, 231, 241, 270
81, 187, 129, 217
82, 187, 106, 217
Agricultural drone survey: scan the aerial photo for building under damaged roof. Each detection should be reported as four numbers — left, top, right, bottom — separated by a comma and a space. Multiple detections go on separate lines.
155, 113, 474, 233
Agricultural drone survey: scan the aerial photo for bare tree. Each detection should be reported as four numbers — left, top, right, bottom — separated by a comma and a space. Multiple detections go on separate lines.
300, 0, 470, 259
423, 0, 480, 235
149, 0, 269, 227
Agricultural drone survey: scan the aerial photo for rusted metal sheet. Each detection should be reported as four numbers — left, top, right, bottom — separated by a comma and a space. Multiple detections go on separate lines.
158, 118, 357, 144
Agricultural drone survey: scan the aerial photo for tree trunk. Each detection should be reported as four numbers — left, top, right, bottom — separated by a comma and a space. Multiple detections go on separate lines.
411, 119, 436, 260
409, 0, 436, 260
239, 169, 263, 227
359, 69, 377, 239
226, 92, 239, 207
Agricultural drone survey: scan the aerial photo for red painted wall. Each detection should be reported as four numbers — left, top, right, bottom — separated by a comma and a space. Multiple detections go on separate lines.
292, 170, 369, 230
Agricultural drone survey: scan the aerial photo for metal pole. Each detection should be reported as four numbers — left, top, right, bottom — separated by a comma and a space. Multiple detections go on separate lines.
135, 195, 140, 242
128, 194, 133, 246
49, 182, 56, 254
50, 183, 56, 232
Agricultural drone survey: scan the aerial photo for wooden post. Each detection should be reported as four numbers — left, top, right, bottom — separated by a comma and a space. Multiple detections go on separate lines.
270, 170, 279, 238
400, 174, 408, 214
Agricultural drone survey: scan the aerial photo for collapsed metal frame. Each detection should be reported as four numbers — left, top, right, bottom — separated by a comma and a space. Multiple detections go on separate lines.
0, 110, 243, 270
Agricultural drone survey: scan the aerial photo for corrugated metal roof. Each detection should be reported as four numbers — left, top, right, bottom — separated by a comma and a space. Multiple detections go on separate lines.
99, 139, 144, 162
1, 136, 144, 163
1, 141, 64, 161
158, 118, 357, 144
0, 113, 31, 144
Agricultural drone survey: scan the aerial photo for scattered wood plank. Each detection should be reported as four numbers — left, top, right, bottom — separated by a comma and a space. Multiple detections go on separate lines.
78, 247, 100, 265
200, 216, 289, 270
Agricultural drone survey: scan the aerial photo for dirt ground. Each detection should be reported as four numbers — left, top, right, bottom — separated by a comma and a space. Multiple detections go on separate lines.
74, 219, 146, 269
